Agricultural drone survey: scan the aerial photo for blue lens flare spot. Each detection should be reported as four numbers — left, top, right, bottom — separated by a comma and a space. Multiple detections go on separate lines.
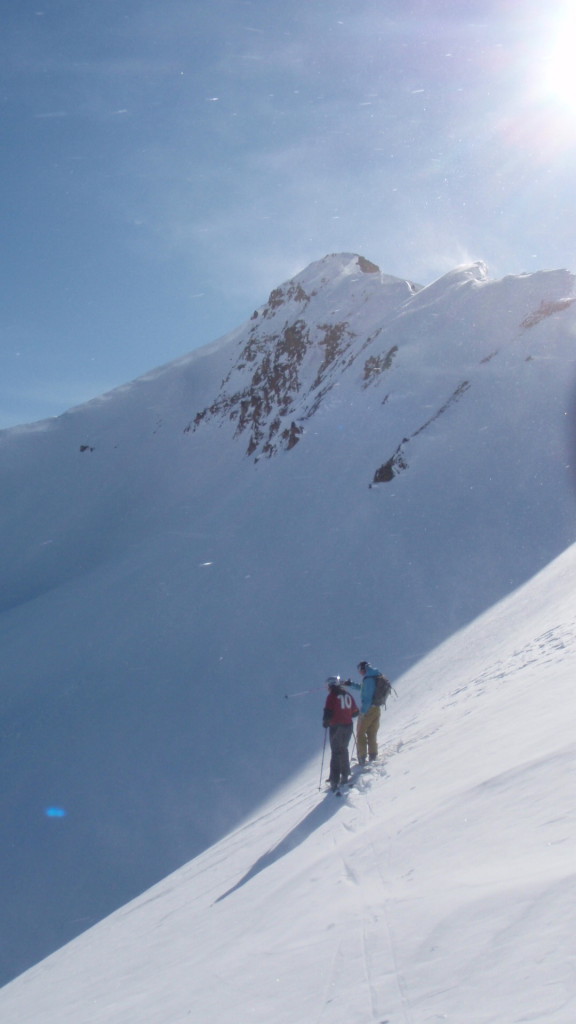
44, 806, 67, 818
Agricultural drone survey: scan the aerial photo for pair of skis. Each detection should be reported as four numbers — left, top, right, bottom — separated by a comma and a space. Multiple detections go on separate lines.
328, 779, 355, 797
327, 760, 377, 795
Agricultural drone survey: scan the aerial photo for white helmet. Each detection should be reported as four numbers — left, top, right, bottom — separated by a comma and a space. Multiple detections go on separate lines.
325, 675, 341, 687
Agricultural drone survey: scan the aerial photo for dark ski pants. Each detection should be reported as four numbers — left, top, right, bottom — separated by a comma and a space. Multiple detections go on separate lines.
328, 724, 353, 786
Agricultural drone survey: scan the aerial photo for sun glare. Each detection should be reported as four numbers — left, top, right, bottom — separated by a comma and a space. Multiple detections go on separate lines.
541, 8, 576, 113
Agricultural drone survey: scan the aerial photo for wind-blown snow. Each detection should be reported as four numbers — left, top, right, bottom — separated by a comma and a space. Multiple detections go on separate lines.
1, 252, 575, 985
1, 543, 574, 1022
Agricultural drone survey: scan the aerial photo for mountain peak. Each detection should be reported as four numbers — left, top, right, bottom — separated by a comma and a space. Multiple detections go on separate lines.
287, 251, 419, 295
189, 254, 419, 460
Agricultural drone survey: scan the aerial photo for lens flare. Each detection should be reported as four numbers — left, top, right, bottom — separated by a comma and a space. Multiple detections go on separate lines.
44, 807, 67, 818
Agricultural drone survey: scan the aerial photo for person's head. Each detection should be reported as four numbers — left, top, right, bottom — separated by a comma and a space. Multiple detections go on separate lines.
357, 660, 370, 676
325, 675, 341, 690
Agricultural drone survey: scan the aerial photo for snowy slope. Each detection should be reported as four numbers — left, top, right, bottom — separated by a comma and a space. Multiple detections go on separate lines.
1, 253, 576, 983
1, 543, 574, 1023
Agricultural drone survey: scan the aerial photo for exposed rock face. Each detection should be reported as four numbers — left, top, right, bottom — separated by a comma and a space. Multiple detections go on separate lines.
186, 254, 576, 491
188, 253, 418, 459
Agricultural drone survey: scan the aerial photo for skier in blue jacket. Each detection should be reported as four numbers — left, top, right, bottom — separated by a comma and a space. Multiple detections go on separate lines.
347, 661, 382, 764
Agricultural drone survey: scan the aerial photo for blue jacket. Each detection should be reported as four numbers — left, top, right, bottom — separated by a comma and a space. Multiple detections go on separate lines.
348, 665, 381, 714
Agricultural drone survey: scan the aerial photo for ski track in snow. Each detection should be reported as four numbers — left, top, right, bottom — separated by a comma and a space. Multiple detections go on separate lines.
311, 765, 409, 1024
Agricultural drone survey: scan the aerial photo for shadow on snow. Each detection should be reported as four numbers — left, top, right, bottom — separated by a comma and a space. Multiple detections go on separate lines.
214, 792, 342, 903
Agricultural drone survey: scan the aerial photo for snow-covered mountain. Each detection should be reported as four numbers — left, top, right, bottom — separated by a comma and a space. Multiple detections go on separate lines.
1, 541, 574, 1022
1, 252, 575, 985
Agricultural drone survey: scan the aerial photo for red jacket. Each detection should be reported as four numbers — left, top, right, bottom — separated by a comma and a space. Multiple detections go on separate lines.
323, 686, 359, 727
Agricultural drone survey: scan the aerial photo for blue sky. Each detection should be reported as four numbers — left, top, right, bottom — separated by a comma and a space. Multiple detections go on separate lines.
1, 0, 576, 428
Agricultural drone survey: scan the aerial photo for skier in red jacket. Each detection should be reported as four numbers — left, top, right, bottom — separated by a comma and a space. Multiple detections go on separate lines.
322, 676, 359, 791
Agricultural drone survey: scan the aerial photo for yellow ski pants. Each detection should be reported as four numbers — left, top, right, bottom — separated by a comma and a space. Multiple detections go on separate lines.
356, 705, 381, 761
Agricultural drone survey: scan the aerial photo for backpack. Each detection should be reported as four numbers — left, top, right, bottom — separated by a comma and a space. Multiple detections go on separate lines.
372, 673, 392, 708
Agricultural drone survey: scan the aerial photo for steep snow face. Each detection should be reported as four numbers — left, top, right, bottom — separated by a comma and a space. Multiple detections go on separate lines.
1, 543, 575, 1024
0, 253, 575, 986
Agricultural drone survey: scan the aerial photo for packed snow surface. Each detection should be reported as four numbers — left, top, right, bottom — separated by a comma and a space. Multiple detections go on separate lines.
2, 543, 574, 1023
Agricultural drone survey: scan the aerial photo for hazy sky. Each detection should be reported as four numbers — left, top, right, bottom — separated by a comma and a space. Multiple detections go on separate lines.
2, 0, 576, 427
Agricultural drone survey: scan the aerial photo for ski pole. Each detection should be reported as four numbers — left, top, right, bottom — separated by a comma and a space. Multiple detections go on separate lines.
318, 729, 328, 790
284, 689, 313, 699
